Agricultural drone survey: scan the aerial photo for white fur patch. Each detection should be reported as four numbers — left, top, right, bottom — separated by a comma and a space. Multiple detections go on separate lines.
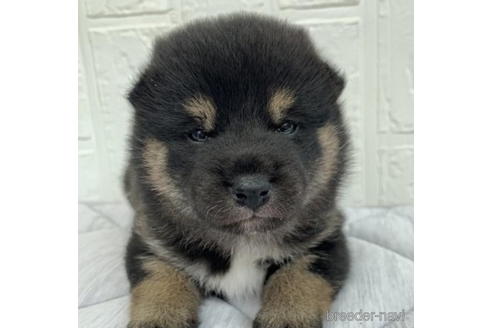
189, 241, 284, 318
209, 246, 265, 318
207, 246, 266, 298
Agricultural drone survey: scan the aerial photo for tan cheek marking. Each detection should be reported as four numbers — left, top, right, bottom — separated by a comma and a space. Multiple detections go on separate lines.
256, 256, 334, 326
142, 139, 187, 209
142, 139, 174, 198
304, 124, 340, 204
124, 164, 142, 211
268, 88, 295, 124
184, 95, 217, 131
129, 259, 200, 327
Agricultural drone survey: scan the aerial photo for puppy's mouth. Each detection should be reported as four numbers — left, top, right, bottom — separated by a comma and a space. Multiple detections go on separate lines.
222, 216, 284, 234
237, 213, 280, 224
217, 206, 287, 233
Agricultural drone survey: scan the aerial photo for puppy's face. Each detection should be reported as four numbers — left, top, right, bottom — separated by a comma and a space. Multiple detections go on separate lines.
129, 15, 347, 234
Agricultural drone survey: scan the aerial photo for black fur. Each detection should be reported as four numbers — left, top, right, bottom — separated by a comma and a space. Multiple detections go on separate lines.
125, 233, 152, 288
308, 229, 350, 294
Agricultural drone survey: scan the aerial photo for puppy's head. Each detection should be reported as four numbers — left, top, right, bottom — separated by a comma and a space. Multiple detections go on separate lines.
129, 14, 348, 234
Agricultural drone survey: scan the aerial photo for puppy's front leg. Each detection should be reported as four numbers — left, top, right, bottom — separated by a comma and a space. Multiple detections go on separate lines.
128, 258, 200, 328
253, 258, 331, 328
254, 234, 349, 328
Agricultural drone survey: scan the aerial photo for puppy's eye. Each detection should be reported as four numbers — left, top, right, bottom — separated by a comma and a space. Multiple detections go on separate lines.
189, 128, 208, 142
276, 121, 298, 135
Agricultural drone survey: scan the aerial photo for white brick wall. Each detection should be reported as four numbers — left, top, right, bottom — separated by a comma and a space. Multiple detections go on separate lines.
78, 0, 413, 206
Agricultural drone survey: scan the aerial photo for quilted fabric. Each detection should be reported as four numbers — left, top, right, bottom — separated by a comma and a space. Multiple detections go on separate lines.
79, 202, 414, 328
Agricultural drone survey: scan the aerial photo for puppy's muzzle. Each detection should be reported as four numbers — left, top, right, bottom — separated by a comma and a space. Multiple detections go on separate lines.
231, 174, 271, 211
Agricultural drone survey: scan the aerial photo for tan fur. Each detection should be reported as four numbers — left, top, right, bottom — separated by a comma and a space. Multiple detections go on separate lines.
304, 124, 340, 204
129, 259, 200, 328
142, 139, 189, 210
184, 95, 217, 131
124, 165, 142, 211
268, 88, 295, 124
133, 213, 190, 271
255, 256, 334, 328
133, 213, 166, 255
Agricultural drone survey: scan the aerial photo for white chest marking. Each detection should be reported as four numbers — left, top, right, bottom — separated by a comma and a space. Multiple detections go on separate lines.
205, 246, 270, 318
207, 246, 266, 298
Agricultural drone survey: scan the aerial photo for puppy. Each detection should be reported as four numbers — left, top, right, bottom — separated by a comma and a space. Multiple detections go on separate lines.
124, 13, 350, 328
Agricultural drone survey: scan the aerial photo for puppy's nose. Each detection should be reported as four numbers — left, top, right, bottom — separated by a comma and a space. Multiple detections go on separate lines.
231, 175, 271, 211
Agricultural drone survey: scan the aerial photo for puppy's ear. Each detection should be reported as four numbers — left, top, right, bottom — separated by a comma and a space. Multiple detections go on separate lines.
323, 62, 346, 102
127, 71, 155, 113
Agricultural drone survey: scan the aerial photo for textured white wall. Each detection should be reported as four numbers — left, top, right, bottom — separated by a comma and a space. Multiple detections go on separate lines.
78, 0, 413, 207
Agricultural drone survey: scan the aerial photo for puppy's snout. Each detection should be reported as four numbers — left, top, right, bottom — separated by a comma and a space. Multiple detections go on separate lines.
231, 175, 271, 211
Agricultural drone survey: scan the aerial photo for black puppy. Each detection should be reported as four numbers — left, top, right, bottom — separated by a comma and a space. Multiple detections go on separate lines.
124, 13, 350, 328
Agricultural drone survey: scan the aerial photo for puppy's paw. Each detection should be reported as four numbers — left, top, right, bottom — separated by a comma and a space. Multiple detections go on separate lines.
127, 317, 197, 328
253, 257, 334, 328
128, 259, 201, 328
128, 299, 199, 328
253, 309, 323, 328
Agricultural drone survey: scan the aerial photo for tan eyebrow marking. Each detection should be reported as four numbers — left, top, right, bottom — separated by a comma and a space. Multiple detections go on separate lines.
268, 88, 295, 124
183, 95, 217, 131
